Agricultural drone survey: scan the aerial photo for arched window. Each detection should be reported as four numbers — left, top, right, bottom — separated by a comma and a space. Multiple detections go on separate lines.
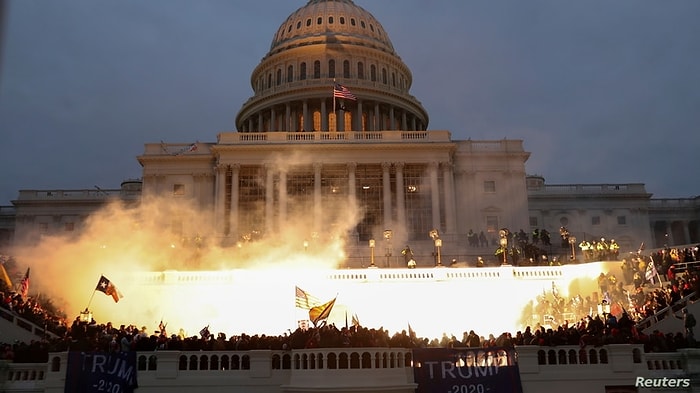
300, 62, 307, 80
357, 62, 364, 79
340, 16, 345, 24
276, 69, 282, 86
382, 68, 387, 84
306, 18, 311, 27
314, 61, 321, 79
589, 349, 598, 364
328, 16, 334, 24
328, 59, 336, 78
392, 72, 396, 87
350, 352, 361, 369
343, 60, 351, 78
351, 18, 356, 26
267, 73, 272, 89
370, 65, 376, 82
287, 65, 293, 83
558, 350, 567, 364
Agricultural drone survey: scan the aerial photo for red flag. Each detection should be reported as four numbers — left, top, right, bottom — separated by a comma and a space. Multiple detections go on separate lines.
96, 275, 123, 303
20, 267, 30, 298
309, 297, 337, 327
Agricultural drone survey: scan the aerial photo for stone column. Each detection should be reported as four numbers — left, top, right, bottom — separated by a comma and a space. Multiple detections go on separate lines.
347, 162, 357, 208
429, 161, 441, 231
382, 162, 392, 230
389, 105, 395, 130
265, 164, 274, 234
442, 162, 457, 234
355, 101, 362, 131
270, 107, 276, 131
229, 164, 240, 239
321, 99, 328, 131
285, 103, 291, 132
278, 169, 287, 229
314, 162, 322, 232
303, 100, 309, 131
374, 102, 380, 131
395, 162, 406, 235
258, 112, 264, 132
214, 164, 227, 234
401, 110, 407, 130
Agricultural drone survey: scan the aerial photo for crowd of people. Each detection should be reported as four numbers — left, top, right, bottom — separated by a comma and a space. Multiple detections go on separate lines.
2, 245, 700, 365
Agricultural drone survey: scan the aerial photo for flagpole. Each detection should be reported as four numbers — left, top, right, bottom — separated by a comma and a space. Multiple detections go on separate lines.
332, 79, 336, 118
85, 289, 97, 312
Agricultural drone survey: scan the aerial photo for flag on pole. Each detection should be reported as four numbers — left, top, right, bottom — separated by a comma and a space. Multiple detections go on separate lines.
295, 286, 320, 309
309, 297, 337, 327
96, 275, 123, 303
199, 325, 211, 339
333, 83, 357, 101
19, 267, 30, 298
351, 313, 360, 328
158, 320, 167, 335
645, 260, 658, 284
0, 261, 12, 290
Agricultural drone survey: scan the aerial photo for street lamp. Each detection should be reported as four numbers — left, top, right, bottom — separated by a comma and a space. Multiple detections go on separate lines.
499, 228, 509, 265
435, 238, 443, 267
429, 229, 440, 266
569, 236, 577, 262
383, 229, 393, 268
369, 239, 376, 268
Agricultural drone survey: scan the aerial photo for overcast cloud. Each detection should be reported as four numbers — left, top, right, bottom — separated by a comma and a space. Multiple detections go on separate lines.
1, 0, 699, 205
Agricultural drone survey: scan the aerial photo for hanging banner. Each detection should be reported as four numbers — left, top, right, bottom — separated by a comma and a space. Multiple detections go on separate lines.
413, 347, 523, 393
65, 351, 138, 393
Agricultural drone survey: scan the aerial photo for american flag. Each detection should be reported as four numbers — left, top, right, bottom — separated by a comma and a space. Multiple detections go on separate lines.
295, 286, 320, 309
19, 267, 30, 298
333, 83, 357, 101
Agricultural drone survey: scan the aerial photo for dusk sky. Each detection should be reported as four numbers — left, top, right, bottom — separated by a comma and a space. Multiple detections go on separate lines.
1, 0, 699, 205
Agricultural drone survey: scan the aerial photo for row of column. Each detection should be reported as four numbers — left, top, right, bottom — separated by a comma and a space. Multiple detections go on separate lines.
214, 161, 456, 239
242, 98, 422, 132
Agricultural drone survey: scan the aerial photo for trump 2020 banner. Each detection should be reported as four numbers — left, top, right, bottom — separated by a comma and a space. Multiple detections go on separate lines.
413, 347, 523, 393
65, 351, 138, 393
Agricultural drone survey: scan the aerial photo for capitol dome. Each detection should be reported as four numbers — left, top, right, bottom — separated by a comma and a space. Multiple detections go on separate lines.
235, 0, 429, 133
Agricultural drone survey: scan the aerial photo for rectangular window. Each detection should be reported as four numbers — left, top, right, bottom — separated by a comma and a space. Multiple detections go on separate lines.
592, 216, 600, 225
39, 222, 49, 234
484, 180, 496, 193
617, 216, 626, 225
173, 184, 185, 196
486, 216, 498, 233
529, 216, 538, 227
64, 222, 74, 232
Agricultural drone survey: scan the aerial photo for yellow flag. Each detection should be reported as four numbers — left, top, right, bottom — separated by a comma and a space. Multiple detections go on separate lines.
309, 297, 337, 326
0, 263, 12, 290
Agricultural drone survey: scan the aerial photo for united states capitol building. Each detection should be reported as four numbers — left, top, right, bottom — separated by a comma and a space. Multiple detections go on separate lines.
0, 1, 698, 260
2, 0, 700, 391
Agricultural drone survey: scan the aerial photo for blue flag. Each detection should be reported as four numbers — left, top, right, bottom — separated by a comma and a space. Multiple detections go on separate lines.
65, 351, 138, 393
